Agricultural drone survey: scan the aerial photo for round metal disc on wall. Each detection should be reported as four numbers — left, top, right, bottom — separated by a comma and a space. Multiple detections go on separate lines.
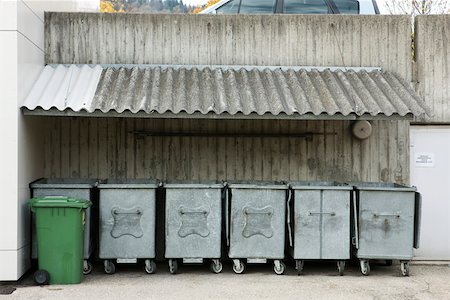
352, 120, 372, 140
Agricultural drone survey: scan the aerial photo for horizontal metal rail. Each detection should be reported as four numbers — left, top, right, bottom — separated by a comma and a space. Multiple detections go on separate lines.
131, 131, 337, 139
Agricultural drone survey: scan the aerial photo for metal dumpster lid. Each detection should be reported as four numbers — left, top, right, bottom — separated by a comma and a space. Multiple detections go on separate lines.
30, 178, 98, 189
289, 181, 352, 190
349, 182, 417, 192
227, 180, 288, 190
29, 196, 92, 209
163, 180, 225, 189
98, 179, 160, 189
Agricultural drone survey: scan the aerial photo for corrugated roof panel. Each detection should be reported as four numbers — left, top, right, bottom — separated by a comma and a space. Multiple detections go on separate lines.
21, 64, 432, 119
22, 65, 103, 112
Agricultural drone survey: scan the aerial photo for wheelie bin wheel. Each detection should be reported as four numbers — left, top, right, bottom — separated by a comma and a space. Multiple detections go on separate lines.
34, 270, 50, 285
169, 259, 178, 274
145, 259, 156, 274
360, 260, 370, 276
401, 262, 410, 277
232, 260, 245, 274
274, 260, 285, 275
210, 259, 223, 274
337, 261, 345, 276
83, 260, 93, 275
296, 260, 304, 275
104, 260, 116, 275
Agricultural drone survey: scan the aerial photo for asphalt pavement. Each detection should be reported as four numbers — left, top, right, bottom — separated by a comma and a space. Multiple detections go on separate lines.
1, 261, 449, 300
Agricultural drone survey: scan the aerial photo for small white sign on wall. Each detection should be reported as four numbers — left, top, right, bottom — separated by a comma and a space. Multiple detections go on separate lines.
414, 153, 435, 167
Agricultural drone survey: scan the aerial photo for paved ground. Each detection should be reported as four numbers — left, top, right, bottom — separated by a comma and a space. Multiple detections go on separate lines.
1, 261, 449, 300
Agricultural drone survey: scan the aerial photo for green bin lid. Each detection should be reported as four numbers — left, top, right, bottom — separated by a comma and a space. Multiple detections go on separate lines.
29, 196, 92, 209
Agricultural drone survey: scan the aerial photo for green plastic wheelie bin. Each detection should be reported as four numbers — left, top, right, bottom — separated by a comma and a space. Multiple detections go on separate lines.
30, 196, 92, 285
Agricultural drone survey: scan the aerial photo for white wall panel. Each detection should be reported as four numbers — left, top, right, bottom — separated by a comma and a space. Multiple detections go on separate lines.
17, 32, 45, 250
0, 32, 19, 253
410, 126, 450, 260
17, 0, 45, 51
0, 0, 17, 30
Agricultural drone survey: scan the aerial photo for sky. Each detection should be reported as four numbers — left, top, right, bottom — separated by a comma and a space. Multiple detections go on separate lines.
183, 0, 391, 13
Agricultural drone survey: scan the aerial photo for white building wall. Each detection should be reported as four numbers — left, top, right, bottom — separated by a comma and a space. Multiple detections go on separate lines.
0, 0, 99, 281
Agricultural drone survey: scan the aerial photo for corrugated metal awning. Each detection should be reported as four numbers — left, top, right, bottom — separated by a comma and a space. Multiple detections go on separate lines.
21, 64, 431, 120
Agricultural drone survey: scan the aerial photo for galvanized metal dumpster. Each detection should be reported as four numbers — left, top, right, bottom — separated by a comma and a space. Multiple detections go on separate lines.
98, 179, 159, 274
288, 182, 352, 275
351, 182, 421, 276
227, 181, 288, 275
164, 181, 224, 274
30, 178, 97, 275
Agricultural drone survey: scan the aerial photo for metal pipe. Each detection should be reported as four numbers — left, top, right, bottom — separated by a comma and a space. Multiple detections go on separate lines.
131, 130, 336, 139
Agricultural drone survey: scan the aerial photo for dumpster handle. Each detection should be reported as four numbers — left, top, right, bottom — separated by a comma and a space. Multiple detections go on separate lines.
243, 209, 272, 215
287, 188, 293, 248
372, 213, 400, 218
225, 187, 230, 247
309, 212, 336, 216
352, 190, 359, 249
112, 208, 142, 215
414, 192, 422, 249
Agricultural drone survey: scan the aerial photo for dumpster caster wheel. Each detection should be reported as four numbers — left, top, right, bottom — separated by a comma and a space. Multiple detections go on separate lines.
145, 259, 156, 274
210, 259, 223, 274
337, 261, 345, 276
401, 262, 410, 277
34, 270, 50, 285
104, 260, 116, 275
296, 260, 304, 275
274, 260, 285, 275
83, 260, 93, 275
232, 260, 245, 274
360, 260, 370, 276
169, 259, 178, 275
385, 260, 393, 266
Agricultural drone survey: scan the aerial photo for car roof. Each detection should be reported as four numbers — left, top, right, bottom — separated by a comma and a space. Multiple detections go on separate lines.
199, 0, 379, 14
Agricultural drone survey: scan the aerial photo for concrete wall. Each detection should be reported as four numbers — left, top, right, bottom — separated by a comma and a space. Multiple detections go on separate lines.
415, 15, 450, 123
43, 118, 410, 184
45, 13, 413, 81
42, 13, 414, 185
0, 0, 98, 281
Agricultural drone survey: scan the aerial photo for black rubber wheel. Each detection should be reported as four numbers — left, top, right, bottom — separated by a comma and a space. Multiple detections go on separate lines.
169, 259, 178, 274
83, 261, 93, 275
210, 260, 223, 274
34, 270, 50, 285
232, 261, 245, 274
145, 260, 157, 274
104, 260, 116, 275
337, 261, 345, 276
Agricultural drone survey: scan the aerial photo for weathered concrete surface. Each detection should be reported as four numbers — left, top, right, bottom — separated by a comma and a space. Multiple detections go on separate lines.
415, 15, 450, 123
2, 263, 449, 299
45, 13, 413, 81
43, 118, 411, 185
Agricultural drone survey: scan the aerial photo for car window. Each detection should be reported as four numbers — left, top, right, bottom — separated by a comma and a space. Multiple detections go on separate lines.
216, 0, 240, 14
334, 0, 359, 14
284, 0, 331, 14
239, 0, 277, 14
